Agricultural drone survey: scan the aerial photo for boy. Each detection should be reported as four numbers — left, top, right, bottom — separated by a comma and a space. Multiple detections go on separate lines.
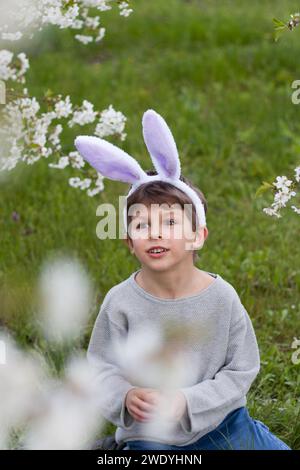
86, 172, 291, 450
76, 109, 291, 450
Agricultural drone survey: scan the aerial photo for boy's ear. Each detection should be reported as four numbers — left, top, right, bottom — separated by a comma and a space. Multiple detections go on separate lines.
193, 226, 209, 249
122, 236, 134, 253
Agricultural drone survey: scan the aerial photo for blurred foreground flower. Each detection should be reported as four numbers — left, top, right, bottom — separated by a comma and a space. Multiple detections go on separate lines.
0, 255, 104, 449
0, 333, 45, 448
37, 257, 93, 343
23, 355, 103, 449
112, 318, 210, 440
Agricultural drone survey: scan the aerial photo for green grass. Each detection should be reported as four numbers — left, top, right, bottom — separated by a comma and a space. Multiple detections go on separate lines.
1, 0, 300, 449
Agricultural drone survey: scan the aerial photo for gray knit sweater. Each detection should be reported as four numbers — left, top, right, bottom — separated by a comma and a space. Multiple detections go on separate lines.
86, 269, 261, 447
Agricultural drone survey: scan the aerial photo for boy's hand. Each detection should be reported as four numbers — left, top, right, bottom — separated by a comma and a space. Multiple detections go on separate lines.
125, 387, 187, 423
146, 389, 187, 422
125, 387, 159, 422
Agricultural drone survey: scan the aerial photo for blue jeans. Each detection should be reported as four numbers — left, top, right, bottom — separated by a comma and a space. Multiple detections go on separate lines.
123, 407, 291, 450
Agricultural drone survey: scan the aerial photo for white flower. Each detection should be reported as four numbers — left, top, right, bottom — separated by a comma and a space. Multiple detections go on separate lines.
0, 0, 133, 45
68, 151, 85, 169
81, 0, 112, 12
86, 186, 102, 197
75, 34, 93, 44
291, 205, 300, 214
95, 27, 105, 42
0, 50, 29, 83
32, 115, 53, 147
84, 16, 100, 29
23, 355, 103, 450
111, 318, 199, 441
0, 332, 45, 448
17, 52, 29, 80
68, 100, 97, 127
42, 4, 80, 29
19, 96, 40, 119
87, 173, 104, 196
274, 190, 296, 208
262, 207, 282, 218
54, 95, 72, 118
69, 177, 82, 188
274, 175, 293, 190
119, 2, 133, 17
1, 32, 23, 41
95, 104, 127, 139
294, 166, 300, 183
49, 156, 69, 169
38, 257, 92, 343
48, 124, 63, 149
80, 177, 92, 189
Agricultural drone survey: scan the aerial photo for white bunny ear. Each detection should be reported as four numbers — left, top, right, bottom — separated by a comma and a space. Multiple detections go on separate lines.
74, 135, 147, 185
142, 109, 181, 179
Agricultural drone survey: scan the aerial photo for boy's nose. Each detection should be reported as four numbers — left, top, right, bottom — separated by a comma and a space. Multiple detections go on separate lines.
150, 227, 162, 239
150, 231, 162, 239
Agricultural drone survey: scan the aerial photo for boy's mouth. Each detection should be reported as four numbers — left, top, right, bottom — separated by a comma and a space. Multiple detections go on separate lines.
146, 246, 170, 257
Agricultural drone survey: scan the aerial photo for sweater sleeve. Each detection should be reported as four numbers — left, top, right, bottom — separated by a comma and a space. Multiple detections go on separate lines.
86, 297, 136, 429
178, 293, 261, 434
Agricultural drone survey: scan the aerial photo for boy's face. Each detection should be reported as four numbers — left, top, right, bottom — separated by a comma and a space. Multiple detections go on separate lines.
124, 202, 208, 270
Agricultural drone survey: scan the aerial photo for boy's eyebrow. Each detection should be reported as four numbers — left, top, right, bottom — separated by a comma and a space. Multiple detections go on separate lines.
131, 214, 149, 221
132, 208, 182, 220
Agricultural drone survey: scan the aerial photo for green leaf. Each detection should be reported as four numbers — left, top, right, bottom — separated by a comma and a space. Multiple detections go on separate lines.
255, 181, 274, 198
273, 17, 286, 28
273, 17, 288, 42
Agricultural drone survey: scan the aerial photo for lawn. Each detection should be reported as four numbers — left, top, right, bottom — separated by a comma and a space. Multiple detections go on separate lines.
1, 0, 300, 449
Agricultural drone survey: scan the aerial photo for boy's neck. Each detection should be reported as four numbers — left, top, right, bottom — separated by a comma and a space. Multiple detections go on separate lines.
135, 264, 211, 300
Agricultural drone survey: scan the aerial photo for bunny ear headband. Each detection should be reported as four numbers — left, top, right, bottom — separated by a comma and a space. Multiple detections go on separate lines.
74, 109, 206, 232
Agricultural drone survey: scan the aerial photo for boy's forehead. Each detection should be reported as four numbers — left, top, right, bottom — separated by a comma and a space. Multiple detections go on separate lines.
132, 203, 183, 219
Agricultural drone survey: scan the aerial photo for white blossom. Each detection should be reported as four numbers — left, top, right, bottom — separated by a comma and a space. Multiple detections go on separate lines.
1, 3, 130, 197
80, 177, 92, 189
95, 104, 127, 140
0, 254, 106, 449
0, 332, 45, 448
49, 156, 69, 169
119, 1, 133, 17
1, 31, 23, 41
274, 175, 293, 190
54, 95, 72, 118
111, 318, 204, 441
68, 100, 97, 127
23, 355, 103, 450
48, 124, 63, 149
38, 257, 92, 343
0, 0, 133, 44
84, 16, 100, 29
74, 34, 93, 44
95, 27, 105, 42
262, 206, 282, 218
291, 205, 300, 214
42, 4, 80, 29
69, 176, 82, 188
68, 151, 85, 169
262, 167, 300, 219
0, 49, 29, 83
87, 173, 104, 197
274, 189, 296, 207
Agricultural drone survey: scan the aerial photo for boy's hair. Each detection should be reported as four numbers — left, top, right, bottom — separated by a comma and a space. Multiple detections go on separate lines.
126, 170, 208, 263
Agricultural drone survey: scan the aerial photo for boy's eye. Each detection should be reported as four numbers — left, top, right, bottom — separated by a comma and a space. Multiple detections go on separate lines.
136, 222, 148, 229
136, 219, 176, 229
